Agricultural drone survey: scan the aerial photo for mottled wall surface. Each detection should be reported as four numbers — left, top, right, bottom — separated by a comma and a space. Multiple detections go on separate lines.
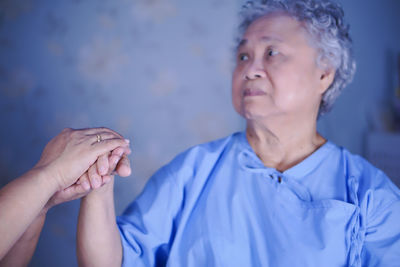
318, 0, 400, 155
0, 0, 399, 266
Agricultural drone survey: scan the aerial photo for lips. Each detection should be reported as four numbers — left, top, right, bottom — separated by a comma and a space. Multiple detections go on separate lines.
243, 88, 266, 97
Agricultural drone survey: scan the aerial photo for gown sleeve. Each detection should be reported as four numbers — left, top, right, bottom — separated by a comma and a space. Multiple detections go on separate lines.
360, 172, 400, 266
116, 164, 184, 267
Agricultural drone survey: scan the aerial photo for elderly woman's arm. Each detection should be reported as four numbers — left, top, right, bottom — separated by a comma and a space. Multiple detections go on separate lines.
0, 128, 130, 264
361, 200, 400, 265
76, 158, 130, 267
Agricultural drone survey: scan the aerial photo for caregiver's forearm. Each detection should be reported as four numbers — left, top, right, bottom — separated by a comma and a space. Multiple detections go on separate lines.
77, 178, 122, 267
0, 210, 47, 267
0, 168, 58, 259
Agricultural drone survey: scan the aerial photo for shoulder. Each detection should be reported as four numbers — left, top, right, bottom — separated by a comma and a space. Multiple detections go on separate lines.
180, 132, 240, 157
158, 132, 242, 183
340, 147, 399, 195
166, 132, 240, 172
338, 146, 400, 217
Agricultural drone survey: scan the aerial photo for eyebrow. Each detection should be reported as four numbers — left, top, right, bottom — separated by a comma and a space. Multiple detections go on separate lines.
238, 36, 283, 48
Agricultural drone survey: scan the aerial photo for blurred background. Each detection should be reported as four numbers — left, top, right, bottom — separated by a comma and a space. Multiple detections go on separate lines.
0, 0, 399, 266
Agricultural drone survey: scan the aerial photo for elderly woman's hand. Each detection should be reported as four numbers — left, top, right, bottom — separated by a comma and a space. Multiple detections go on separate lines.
85, 145, 132, 188
33, 127, 130, 194
45, 146, 132, 209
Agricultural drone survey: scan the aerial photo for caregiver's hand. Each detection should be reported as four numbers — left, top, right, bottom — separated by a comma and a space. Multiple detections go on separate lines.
0, 127, 131, 264
47, 146, 132, 209
33, 127, 130, 192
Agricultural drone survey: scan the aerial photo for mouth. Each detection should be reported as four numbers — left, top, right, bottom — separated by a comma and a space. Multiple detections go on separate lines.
243, 88, 266, 97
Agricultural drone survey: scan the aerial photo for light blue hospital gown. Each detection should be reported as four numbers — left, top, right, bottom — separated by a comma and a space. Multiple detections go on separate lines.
117, 132, 400, 267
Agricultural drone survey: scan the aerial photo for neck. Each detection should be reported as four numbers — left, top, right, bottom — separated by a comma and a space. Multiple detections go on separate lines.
245, 116, 325, 172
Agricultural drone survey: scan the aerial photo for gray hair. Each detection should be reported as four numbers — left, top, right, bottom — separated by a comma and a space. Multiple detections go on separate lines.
236, 0, 356, 116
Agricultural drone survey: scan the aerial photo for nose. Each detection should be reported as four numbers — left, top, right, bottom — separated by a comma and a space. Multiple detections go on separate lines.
245, 60, 266, 80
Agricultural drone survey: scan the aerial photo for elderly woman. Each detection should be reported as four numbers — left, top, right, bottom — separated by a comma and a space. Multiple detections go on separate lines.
77, 0, 400, 266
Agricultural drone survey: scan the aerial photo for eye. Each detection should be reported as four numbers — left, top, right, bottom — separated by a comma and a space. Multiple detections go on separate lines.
238, 53, 249, 61
267, 49, 279, 57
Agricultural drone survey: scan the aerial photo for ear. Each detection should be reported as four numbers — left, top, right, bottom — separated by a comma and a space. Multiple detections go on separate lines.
319, 67, 335, 94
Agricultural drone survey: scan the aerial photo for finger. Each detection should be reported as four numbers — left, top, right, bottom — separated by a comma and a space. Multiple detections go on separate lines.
80, 127, 125, 139
122, 145, 132, 155
97, 153, 110, 176
78, 172, 91, 191
88, 132, 124, 145
65, 183, 89, 197
88, 164, 102, 189
101, 174, 113, 185
58, 183, 90, 202
108, 145, 132, 174
76, 172, 85, 184
108, 144, 132, 173
115, 155, 131, 177
108, 147, 125, 173
90, 138, 131, 159
48, 180, 90, 207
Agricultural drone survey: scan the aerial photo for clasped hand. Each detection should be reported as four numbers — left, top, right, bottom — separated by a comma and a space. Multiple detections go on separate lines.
33, 127, 132, 210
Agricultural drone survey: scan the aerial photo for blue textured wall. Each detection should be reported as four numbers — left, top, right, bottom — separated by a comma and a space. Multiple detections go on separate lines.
318, 0, 400, 155
0, 0, 399, 266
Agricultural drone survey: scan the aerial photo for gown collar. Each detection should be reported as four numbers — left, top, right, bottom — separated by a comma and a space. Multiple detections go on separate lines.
236, 131, 337, 179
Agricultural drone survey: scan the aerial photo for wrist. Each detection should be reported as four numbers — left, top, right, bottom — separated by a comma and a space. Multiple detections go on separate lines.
83, 177, 115, 205
29, 165, 61, 195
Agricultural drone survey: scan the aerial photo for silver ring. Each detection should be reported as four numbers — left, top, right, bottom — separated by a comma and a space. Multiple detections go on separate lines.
96, 134, 102, 143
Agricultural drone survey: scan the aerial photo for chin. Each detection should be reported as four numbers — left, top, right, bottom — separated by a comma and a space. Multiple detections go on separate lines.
242, 109, 268, 121
242, 103, 269, 117
242, 106, 286, 123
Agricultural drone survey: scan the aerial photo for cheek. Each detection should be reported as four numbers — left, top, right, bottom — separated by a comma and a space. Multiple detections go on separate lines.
273, 71, 307, 105
232, 65, 242, 83
274, 69, 321, 110
231, 68, 243, 112
232, 69, 242, 95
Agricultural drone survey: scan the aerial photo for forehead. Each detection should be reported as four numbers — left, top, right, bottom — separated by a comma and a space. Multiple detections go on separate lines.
240, 13, 308, 46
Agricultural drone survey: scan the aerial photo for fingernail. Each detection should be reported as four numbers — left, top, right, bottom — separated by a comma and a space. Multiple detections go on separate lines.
124, 139, 130, 143
113, 157, 120, 165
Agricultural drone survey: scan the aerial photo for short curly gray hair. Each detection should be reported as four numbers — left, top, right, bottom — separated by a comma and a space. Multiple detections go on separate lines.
236, 0, 356, 116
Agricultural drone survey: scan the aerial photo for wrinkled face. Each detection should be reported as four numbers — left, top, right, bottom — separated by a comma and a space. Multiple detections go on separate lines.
232, 13, 329, 122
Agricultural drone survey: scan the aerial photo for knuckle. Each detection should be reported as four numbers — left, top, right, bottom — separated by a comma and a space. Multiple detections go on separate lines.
61, 128, 73, 137
101, 152, 110, 158
69, 129, 79, 138
90, 172, 100, 180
